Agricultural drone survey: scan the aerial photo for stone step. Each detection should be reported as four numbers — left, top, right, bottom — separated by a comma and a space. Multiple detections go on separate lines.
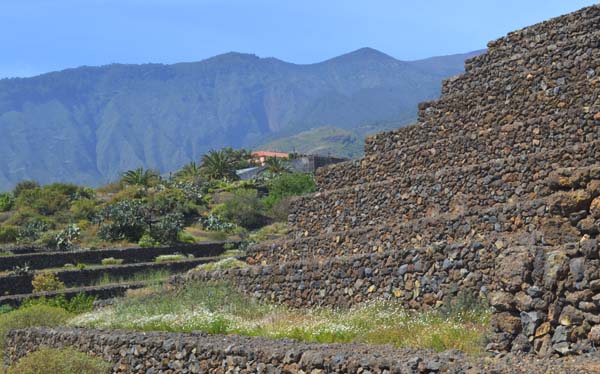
256, 194, 587, 265
0, 241, 235, 271
185, 242, 500, 310
319, 119, 600, 191
0, 281, 150, 308
298, 155, 600, 236
0, 256, 217, 296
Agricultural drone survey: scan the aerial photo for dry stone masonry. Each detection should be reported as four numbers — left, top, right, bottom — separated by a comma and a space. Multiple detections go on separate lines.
186, 4, 600, 356
7, 328, 600, 373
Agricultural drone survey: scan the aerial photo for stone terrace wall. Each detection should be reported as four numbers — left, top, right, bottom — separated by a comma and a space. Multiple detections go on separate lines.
10, 327, 591, 373
316, 135, 600, 193
0, 257, 214, 296
185, 241, 498, 309
253, 196, 583, 266
0, 241, 234, 271
291, 169, 599, 237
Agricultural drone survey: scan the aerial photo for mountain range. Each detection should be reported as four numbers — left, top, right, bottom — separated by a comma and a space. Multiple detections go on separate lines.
0, 48, 483, 190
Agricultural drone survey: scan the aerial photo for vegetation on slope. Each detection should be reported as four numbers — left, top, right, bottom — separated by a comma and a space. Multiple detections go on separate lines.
72, 281, 491, 355
0, 147, 313, 251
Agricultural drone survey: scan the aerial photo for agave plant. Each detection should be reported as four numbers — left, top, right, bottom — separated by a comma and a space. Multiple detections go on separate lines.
120, 168, 160, 188
200, 150, 239, 181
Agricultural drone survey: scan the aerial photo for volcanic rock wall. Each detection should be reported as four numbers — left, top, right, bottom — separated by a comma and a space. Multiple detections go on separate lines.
183, 5, 600, 356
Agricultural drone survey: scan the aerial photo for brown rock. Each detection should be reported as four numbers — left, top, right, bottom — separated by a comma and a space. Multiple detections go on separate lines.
548, 190, 592, 216
492, 312, 522, 335
588, 326, 600, 343
590, 197, 600, 219
535, 322, 552, 337
489, 291, 515, 311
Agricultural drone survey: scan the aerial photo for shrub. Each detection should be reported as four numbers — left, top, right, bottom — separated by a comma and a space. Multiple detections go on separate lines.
55, 224, 80, 250
35, 230, 59, 248
96, 200, 147, 242
31, 272, 65, 293
263, 173, 315, 209
70, 198, 98, 220
200, 214, 236, 232
22, 293, 95, 314
219, 189, 265, 229
101, 257, 124, 266
0, 225, 18, 243
269, 197, 292, 222
5, 347, 112, 374
148, 212, 184, 244
177, 231, 197, 244
17, 220, 51, 243
194, 258, 247, 271
155, 254, 187, 263
0, 305, 71, 354
138, 233, 160, 247
16, 187, 70, 216
0, 192, 14, 212
12, 180, 40, 198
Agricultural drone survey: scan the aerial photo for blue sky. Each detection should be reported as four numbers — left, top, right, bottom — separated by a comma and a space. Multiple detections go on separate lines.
0, 0, 597, 78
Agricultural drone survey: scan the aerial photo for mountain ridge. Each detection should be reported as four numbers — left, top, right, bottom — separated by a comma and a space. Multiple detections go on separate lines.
0, 48, 483, 190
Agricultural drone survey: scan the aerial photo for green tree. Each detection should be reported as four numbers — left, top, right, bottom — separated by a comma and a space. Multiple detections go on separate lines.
220, 189, 265, 229
120, 168, 159, 188
0, 192, 14, 212
174, 161, 202, 182
260, 157, 291, 177
13, 180, 40, 198
223, 147, 255, 169
201, 150, 239, 182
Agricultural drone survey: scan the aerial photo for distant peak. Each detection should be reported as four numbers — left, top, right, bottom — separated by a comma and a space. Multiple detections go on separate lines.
323, 47, 398, 64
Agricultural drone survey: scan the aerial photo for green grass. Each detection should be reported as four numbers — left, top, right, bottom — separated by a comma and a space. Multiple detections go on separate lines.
71, 282, 491, 354
154, 254, 189, 263
92, 270, 172, 286
0, 305, 72, 358
247, 222, 288, 243
192, 258, 247, 272
4, 347, 111, 374
100, 257, 123, 266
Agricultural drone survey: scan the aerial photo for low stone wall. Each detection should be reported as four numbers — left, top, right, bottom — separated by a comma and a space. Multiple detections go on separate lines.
316, 137, 600, 194
0, 257, 214, 296
251, 196, 564, 265
300, 161, 565, 236
11, 327, 597, 373
0, 241, 235, 271
185, 241, 498, 310
0, 282, 147, 308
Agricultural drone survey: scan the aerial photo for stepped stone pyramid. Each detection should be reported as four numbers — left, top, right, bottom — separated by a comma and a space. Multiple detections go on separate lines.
186, 5, 600, 356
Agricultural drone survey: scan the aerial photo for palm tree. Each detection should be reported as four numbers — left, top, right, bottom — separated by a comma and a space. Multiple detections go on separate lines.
200, 150, 238, 181
259, 157, 291, 177
174, 161, 202, 182
121, 168, 159, 188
